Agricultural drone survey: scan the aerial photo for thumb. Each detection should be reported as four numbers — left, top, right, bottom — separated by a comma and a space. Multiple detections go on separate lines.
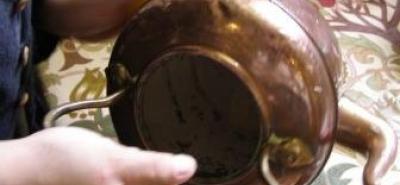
113, 147, 197, 185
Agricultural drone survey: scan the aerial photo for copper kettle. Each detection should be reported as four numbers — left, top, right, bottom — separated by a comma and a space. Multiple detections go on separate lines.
44, 0, 398, 184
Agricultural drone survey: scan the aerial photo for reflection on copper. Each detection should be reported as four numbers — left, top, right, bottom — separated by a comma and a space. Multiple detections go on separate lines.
226, 22, 240, 32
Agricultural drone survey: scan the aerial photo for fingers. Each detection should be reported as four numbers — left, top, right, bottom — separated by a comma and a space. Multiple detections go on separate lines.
113, 147, 197, 185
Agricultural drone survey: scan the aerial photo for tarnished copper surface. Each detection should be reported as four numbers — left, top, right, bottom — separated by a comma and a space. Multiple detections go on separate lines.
108, 0, 336, 184
107, 0, 397, 184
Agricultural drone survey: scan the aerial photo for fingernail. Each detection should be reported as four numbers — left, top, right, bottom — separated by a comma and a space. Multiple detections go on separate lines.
172, 154, 197, 182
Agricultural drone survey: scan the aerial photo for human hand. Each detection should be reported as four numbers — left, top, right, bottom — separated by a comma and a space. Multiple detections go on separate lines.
0, 127, 197, 185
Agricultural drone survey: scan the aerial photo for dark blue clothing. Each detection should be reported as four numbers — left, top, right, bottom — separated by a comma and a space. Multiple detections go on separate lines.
0, 0, 56, 139
0, 0, 29, 139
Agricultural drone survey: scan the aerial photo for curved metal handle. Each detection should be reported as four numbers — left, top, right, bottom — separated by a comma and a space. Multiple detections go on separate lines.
259, 136, 314, 185
260, 146, 280, 185
43, 89, 127, 128
337, 98, 398, 185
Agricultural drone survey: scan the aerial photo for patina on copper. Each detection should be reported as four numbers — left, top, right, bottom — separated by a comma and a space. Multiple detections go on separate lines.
44, 0, 398, 185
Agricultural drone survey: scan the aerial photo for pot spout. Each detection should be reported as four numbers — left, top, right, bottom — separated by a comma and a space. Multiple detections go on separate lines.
337, 98, 398, 185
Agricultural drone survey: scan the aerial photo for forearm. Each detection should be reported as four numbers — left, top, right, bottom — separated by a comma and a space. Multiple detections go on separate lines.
34, 0, 148, 40
0, 139, 39, 185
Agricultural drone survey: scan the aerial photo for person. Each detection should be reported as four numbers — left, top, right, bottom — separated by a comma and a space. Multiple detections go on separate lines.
0, 0, 197, 184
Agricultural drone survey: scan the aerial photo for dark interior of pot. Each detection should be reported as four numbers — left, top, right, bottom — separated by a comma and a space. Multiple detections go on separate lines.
135, 53, 265, 184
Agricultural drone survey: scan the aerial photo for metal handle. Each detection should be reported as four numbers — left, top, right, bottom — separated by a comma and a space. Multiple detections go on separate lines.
43, 89, 127, 128
260, 146, 280, 185
337, 98, 398, 185
259, 135, 314, 185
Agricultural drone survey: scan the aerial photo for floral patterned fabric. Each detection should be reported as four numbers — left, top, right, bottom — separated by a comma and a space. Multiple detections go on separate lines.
37, 0, 400, 184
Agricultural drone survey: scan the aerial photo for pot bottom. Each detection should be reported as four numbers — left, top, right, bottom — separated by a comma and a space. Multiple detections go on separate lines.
134, 51, 265, 184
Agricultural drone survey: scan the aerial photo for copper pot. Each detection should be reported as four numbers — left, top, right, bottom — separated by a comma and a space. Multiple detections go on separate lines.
44, 0, 397, 184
